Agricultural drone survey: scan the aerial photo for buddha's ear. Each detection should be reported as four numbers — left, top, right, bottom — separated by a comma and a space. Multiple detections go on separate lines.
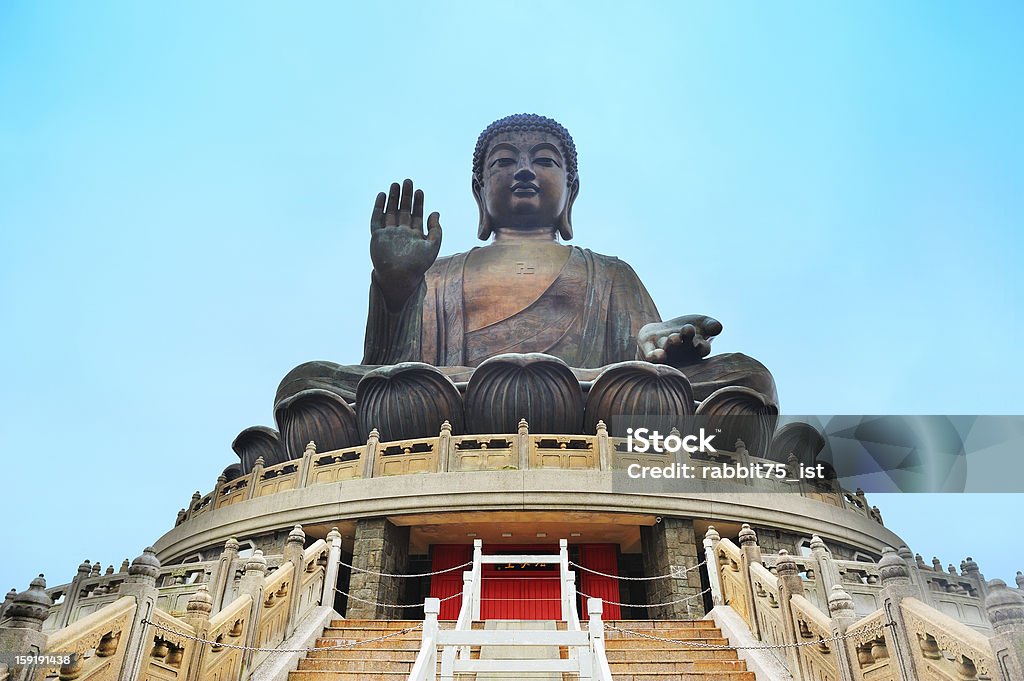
558, 175, 580, 241
472, 177, 492, 241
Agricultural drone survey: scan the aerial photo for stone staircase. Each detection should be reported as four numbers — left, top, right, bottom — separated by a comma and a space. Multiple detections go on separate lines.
288, 618, 755, 681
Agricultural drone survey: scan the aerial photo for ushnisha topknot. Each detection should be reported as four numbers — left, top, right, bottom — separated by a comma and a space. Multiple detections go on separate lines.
473, 114, 578, 184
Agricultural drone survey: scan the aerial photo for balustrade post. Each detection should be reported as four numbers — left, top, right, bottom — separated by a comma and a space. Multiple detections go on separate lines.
595, 420, 610, 471
984, 579, 1024, 680
116, 548, 162, 681
587, 598, 608, 681
897, 546, 926, 598
559, 539, 570, 623
737, 524, 762, 638
961, 555, 987, 600
210, 474, 228, 510
363, 429, 380, 478
0, 575, 51, 681
186, 491, 202, 519
702, 526, 724, 607
809, 535, 841, 603
237, 550, 268, 676
244, 458, 265, 500
208, 538, 240, 613
182, 585, 213, 681
826, 585, 858, 681
56, 559, 92, 628
517, 418, 530, 470
472, 540, 483, 621
774, 551, 807, 680
298, 441, 317, 488
422, 597, 440, 678
877, 547, 921, 681
322, 528, 343, 611
0, 588, 15, 620
438, 421, 452, 473
283, 525, 306, 637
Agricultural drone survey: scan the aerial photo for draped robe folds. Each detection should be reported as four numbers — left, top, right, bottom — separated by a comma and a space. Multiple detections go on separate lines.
276, 246, 776, 406
364, 247, 660, 369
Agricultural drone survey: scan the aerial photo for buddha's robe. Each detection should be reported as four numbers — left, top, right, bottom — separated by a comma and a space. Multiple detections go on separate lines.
276, 247, 776, 406
364, 247, 657, 369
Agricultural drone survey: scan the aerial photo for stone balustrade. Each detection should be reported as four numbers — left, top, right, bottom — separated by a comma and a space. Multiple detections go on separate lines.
176, 420, 883, 529
0, 527, 336, 681
707, 523, 1024, 681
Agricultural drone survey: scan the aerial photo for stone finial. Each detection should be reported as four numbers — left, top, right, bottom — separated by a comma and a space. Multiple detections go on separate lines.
735, 438, 747, 452
1016, 571, 1024, 590
776, 549, 799, 578
253, 456, 265, 468
304, 441, 317, 456
186, 584, 213, 619
367, 428, 380, 442
77, 559, 92, 576
915, 553, 927, 569
90, 562, 101, 576
327, 527, 342, 542
962, 556, 980, 576
879, 547, 910, 586
897, 546, 914, 562
3, 575, 53, 631
440, 420, 452, 435
119, 559, 130, 574
932, 557, 943, 571
948, 563, 958, 576
191, 491, 202, 502
738, 523, 758, 547
287, 525, 305, 547
518, 418, 529, 435
244, 550, 268, 576
104, 565, 114, 575
595, 420, 607, 436
216, 474, 227, 486
704, 526, 721, 543
809, 535, 827, 553
176, 509, 187, 524
669, 426, 680, 438
224, 537, 240, 553
985, 579, 1024, 634
128, 548, 161, 582
828, 584, 856, 617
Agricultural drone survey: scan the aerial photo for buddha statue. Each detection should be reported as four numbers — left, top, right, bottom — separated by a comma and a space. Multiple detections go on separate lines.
246, 114, 777, 465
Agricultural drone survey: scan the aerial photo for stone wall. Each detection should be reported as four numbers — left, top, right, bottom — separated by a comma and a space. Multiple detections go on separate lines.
345, 517, 410, 619
641, 517, 704, 618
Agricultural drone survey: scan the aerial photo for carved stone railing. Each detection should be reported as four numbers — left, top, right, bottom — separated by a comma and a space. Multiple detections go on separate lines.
705, 523, 1024, 681
177, 421, 884, 528
1, 527, 339, 681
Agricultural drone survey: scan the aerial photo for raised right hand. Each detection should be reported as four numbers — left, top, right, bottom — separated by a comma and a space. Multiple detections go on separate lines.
370, 179, 442, 306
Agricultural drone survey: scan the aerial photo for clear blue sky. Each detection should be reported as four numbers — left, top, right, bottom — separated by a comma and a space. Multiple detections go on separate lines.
1, 3, 1022, 594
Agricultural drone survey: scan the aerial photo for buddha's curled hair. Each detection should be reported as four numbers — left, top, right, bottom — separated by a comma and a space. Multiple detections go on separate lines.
473, 114, 578, 184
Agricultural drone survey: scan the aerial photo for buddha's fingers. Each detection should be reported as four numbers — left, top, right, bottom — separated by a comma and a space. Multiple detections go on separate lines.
411, 190, 424, 233
384, 182, 401, 227
426, 212, 443, 251
398, 178, 414, 226
701, 316, 723, 337
370, 192, 386, 231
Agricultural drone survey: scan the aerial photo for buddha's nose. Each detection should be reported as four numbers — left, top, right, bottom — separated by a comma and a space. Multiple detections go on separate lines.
513, 164, 536, 181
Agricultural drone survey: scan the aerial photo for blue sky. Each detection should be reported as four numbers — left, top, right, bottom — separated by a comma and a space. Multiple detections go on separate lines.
1, 3, 1022, 594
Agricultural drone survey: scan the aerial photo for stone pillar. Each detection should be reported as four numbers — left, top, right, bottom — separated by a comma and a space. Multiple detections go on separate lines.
298, 441, 317, 486
984, 579, 1024, 680
236, 549, 268, 676
595, 420, 610, 471
808, 535, 841, 596
517, 418, 530, 470
438, 421, 453, 472
737, 524, 762, 638
117, 548, 162, 681
640, 517, 702, 619
774, 551, 806, 678
961, 556, 987, 599
182, 585, 213, 681
876, 547, 920, 681
283, 525, 305, 637
346, 517, 410, 619
0, 588, 16, 620
0, 575, 52, 681
827, 584, 859, 681
702, 526, 723, 607
57, 559, 93, 628
322, 528, 343, 611
363, 429, 380, 478
208, 537, 240, 613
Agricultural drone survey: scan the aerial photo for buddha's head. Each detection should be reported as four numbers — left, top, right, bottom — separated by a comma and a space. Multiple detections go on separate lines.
472, 114, 579, 241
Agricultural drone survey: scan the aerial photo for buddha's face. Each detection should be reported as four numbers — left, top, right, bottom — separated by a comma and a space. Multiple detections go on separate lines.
475, 130, 574, 233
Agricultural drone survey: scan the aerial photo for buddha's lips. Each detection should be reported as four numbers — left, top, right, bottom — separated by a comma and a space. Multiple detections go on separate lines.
511, 183, 540, 195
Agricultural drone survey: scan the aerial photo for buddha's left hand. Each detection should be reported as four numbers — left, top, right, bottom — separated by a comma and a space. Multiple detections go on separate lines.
638, 315, 723, 366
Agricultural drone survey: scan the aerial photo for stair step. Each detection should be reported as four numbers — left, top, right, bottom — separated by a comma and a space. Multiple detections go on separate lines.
606, 648, 741, 661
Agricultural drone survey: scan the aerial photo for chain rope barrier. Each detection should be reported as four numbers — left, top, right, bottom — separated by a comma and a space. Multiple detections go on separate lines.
141, 618, 422, 654
568, 559, 706, 581
578, 587, 712, 609
339, 560, 472, 579
334, 587, 462, 609
604, 620, 897, 651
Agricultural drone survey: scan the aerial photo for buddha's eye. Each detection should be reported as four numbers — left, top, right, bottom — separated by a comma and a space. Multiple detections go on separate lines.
534, 157, 558, 167
491, 158, 516, 168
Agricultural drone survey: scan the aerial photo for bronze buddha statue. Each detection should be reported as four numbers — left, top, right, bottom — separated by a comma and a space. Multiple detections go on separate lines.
248, 114, 776, 465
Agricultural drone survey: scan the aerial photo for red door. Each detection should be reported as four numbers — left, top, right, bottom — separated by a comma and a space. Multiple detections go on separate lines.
577, 544, 621, 620
430, 545, 470, 620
